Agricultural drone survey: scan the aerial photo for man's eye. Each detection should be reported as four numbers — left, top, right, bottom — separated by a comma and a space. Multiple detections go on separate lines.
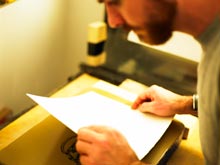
97, 0, 104, 3
97, 0, 120, 4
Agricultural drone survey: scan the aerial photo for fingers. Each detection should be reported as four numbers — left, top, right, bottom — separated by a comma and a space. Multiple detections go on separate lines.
76, 140, 90, 155
76, 128, 93, 155
137, 101, 154, 113
76, 126, 115, 154
76, 126, 104, 155
79, 154, 92, 165
131, 90, 153, 109
76, 126, 138, 165
86, 125, 114, 133
77, 127, 99, 143
138, 101, 175, 117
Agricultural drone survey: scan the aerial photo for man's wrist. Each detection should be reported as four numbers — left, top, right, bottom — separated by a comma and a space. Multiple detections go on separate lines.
192, 94, 199, 111
185, 95, 198, 116
179, 95, 197, 116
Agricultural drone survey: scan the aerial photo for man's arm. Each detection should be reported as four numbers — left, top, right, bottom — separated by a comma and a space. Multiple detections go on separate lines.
132, 85, 198, 117
76, 126, 150, 165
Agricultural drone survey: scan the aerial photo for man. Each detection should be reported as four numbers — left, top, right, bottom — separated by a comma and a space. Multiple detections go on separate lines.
76, 0, 220, 164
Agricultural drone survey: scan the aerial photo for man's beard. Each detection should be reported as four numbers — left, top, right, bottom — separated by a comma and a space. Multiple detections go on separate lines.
137, 21, 174, 45
125, 1, 177, 45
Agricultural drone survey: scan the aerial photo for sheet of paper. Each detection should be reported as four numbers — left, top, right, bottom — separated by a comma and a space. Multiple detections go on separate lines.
27, 91, 172, 159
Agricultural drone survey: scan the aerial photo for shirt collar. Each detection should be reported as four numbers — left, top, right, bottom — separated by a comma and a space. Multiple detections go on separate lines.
196, 16, 220, 49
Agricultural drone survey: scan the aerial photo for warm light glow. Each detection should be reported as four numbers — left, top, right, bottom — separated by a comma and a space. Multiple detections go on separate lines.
6, 0, 16, 2
128, 31, 202, 62
0, 0, 15, 5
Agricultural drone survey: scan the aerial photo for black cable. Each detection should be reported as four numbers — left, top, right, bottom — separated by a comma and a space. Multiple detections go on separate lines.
60, 135, 81, 165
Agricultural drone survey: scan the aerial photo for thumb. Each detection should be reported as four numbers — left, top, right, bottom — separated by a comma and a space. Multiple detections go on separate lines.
138, 102, 155, 114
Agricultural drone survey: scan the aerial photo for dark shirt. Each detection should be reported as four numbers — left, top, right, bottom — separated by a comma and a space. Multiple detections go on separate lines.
197, 16, 220, 165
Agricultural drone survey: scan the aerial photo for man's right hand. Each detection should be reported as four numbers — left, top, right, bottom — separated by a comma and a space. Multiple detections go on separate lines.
131, 85, 196, 116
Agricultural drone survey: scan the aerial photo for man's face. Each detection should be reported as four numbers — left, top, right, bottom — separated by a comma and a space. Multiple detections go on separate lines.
98, 0, 177, 45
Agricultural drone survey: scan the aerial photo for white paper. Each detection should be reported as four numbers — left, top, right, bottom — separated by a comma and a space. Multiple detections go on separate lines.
27, 91, 172, 159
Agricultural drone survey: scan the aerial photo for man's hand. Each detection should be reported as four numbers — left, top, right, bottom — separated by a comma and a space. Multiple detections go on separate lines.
132, 85, 196, 116
76, 125, 141, 165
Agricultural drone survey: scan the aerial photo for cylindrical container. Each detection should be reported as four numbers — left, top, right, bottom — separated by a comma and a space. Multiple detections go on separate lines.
87, 21, 107, 67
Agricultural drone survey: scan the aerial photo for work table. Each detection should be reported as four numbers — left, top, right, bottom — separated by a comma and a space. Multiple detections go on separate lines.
0, 73, 204, 164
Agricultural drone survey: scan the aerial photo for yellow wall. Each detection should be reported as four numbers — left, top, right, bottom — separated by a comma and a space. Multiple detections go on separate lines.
0, 0, 104, 115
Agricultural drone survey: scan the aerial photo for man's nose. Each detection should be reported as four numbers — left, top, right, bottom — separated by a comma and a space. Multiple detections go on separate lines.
106, 5, 125, 28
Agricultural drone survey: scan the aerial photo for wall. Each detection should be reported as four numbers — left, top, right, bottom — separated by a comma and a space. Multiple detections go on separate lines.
128, 31, 202, 62
0, 0, 104, 116
66, 0, 105, 70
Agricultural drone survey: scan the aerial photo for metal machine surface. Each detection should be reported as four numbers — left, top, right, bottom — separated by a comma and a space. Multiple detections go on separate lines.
103, 28, 198, 95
